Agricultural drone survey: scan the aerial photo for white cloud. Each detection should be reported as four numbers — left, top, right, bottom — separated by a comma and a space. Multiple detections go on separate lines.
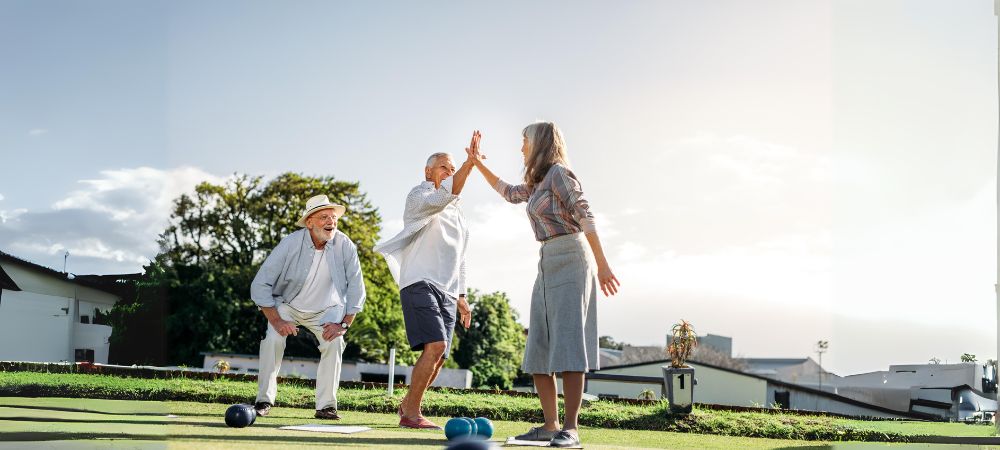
28, 128, 48, 136
0, 193, 5, 201
52, 166, 223, 233
0, 208, 26, 224
0, 166, 222, 274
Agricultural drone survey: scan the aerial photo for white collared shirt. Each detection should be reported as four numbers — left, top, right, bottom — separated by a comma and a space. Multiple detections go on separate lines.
376, 177, 469, 298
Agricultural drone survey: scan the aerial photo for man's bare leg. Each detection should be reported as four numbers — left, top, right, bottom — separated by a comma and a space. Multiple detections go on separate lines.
401, 341, 447, 418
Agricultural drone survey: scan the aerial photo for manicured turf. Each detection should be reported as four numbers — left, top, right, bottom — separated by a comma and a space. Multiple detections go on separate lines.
0, 397, 994, 450
0, 397, 849, 449
2, 371, 998, 448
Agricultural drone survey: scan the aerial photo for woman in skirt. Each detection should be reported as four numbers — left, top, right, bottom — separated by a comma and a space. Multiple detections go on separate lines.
467, 122, 620, 448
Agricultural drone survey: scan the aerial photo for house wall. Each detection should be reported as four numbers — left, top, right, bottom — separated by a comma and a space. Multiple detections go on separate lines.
0, 261, 120, 363
73, 323, 113, 363
587, 362, 768, 407
0, 290, 73, 362
765, 384, 911, 419
689, 363, 769, 406
884, 364, 982, 389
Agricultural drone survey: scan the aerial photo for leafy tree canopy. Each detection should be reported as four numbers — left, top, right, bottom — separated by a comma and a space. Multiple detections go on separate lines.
151, 173, 415, 366
453, 290, 526, 389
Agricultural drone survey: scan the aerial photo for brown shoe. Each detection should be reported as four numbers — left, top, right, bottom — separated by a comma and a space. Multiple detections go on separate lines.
254, 402, 272, 417
314, 407, 341, 420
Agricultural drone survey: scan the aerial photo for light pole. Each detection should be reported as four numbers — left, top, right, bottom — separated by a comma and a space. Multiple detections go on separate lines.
816, 340, 829, 392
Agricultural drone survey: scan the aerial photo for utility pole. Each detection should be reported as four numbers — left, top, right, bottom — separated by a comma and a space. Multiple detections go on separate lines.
816, 340, 829, 391
62, 251, 69, 274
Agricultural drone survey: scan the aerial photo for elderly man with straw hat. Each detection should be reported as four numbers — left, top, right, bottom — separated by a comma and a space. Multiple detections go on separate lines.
250, 194, 366, 420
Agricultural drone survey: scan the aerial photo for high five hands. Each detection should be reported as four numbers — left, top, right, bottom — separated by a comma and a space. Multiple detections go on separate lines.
465, 130, 484, 162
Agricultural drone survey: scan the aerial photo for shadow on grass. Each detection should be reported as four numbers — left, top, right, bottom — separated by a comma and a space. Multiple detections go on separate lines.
0, 404, 168, 417
0, 415, 284, 429
0, 431, 444, 447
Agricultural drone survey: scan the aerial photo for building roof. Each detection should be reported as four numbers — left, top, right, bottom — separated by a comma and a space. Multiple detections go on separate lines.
0, 264, 20, 291
595, 358, 933, 420
744, 358, 811, 366
0, 250, 132, 295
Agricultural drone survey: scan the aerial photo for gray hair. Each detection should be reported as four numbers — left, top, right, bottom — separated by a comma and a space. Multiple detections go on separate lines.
426, 152, 451, 167
522, 121, 569, 188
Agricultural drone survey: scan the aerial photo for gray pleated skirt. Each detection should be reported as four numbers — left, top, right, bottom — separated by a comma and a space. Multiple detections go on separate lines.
521, 232, 600, 374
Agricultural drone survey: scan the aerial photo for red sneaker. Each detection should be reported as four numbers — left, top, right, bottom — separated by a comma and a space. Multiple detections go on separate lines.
399, 415, 442, 429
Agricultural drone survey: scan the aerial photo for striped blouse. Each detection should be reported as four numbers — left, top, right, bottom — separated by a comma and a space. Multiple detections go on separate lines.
493, 163, 597, 242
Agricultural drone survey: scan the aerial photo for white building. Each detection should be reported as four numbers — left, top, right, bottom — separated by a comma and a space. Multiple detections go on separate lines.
0, 251, 122, 364
586, 359, 926, 420
834, 363, 997, 422
201, 352, 473, 389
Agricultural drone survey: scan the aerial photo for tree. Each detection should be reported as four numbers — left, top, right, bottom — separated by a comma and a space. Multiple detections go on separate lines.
149, 173, 415, 366
453, 290, 526, 389
599, 335, 625, 350
961, 353, 977, 363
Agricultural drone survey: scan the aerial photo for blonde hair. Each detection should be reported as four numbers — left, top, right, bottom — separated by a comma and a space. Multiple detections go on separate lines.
522, 121, 569, 188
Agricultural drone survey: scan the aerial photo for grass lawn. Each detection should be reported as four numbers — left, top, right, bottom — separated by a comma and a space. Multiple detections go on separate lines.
0, 396, 975, 450
1, 371, 998, 448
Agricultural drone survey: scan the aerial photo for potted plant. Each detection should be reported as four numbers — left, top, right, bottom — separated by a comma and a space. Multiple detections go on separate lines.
662, 320, 698, 414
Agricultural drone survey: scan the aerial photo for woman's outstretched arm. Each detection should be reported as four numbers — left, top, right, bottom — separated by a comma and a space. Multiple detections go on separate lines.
467, 135, 530, 204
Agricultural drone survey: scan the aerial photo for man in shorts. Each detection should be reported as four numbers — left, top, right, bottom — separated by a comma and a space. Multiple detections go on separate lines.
375, 132, 480, 428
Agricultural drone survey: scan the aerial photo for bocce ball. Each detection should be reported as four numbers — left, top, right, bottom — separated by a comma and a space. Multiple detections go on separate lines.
444, 417, 474, 440
473, 417, 494, 439
224, 403, 256, 428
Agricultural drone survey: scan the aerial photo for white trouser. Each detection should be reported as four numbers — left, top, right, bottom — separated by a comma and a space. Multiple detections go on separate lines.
256, 302, 345, 410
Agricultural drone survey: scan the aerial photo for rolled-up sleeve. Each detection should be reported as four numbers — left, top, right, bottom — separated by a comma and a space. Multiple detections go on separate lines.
492, 179, 531, 204
552, 166, 597, 233
251, 239, 289, 308
342, 239, 367, 315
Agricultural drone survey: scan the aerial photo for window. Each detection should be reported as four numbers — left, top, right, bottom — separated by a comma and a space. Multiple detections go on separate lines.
74, 349, 95, 362
773, 390, 790, 409
80, 315, 90, 324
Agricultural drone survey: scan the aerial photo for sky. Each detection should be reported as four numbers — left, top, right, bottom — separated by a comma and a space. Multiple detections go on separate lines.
0, 0, 997, 376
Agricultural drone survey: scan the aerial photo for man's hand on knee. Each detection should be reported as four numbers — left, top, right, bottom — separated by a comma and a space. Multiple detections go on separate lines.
272, 319, 298, 337
322, 323, 346, 341
262, 307, 298, 337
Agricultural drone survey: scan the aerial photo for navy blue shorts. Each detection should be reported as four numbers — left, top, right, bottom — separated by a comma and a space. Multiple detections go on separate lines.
400, 281, 457, 358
